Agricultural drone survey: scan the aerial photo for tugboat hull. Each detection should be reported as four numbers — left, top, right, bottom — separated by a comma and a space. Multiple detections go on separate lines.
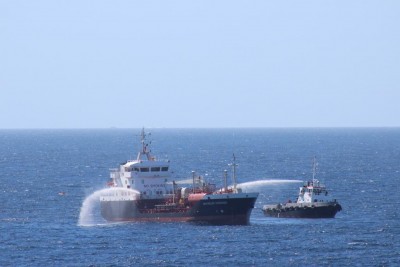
101, 193, 258, 225
262, 157, 342, 219
262, 202, 342, 218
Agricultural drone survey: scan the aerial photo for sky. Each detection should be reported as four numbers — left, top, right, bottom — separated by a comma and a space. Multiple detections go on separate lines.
1, 1, 399, 128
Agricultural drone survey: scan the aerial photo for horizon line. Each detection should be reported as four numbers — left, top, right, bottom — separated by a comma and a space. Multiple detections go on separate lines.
1, 126, 399, 130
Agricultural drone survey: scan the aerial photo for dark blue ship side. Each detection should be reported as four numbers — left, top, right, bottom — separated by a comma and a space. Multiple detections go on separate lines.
101, 192, 258, 225
262, 201, 342, 218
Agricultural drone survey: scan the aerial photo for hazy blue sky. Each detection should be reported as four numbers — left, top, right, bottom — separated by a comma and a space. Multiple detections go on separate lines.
1, 1, 399, 128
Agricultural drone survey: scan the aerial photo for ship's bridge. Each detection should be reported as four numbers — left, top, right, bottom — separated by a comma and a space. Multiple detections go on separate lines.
122, 160, 170, 178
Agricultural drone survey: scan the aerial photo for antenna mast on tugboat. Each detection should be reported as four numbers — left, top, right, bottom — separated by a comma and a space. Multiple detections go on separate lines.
230, 154, 237, 192
313, 157, 317, 182
312, 156, 318, 184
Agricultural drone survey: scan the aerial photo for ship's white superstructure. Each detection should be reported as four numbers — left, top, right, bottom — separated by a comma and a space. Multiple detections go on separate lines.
108, 129, 173, 199
296, 158, 332, 204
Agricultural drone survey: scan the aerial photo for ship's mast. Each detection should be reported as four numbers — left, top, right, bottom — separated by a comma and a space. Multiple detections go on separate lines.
224, 170, 228, 192
137, 128, 153, 161
192, 171, 196, 193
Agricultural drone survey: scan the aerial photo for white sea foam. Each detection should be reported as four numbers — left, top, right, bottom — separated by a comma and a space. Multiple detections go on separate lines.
78, 187, 139, 226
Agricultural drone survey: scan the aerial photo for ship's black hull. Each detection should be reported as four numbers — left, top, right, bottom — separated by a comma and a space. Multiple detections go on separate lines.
101, 194, 258, 225
263, 203, 342, 218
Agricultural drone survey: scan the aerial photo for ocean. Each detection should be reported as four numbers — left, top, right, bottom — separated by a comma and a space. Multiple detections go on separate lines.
0, 128, 399, 266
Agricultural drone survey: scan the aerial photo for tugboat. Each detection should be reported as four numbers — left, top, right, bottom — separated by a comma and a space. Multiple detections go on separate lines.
262, 158, 342, 218
100, 129, 259, 225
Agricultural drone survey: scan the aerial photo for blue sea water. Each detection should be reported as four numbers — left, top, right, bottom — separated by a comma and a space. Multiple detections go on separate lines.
0, 128, 399, 266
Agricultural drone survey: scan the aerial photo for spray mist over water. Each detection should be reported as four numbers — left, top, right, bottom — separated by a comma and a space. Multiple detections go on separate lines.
78, 187, 140, 226
237, 179, 303, 192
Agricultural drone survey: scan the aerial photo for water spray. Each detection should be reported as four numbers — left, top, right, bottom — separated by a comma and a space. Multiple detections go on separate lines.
236, 179, 303, 193
78, 187, 140, 226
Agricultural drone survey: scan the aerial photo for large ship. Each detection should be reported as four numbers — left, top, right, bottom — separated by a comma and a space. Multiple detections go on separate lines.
100, 129, 258, 225
262, 158, 342, 218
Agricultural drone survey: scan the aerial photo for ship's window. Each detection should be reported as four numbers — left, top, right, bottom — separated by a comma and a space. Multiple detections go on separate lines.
151, 167, 160, 172
140, 167, 149, 172
133, 167, 139, 172
161, 167, 168, 171
125, 167, 131, 172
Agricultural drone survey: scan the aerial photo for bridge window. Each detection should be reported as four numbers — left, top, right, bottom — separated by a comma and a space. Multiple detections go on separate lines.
161, 167, 168, 171
140, 168, 149, 172
151, 167, 161, 172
